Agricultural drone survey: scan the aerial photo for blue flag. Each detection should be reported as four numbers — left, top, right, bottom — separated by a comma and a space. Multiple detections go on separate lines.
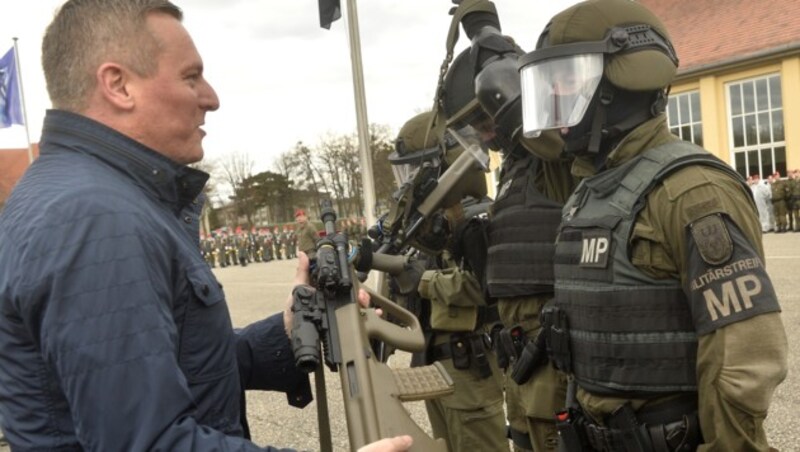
0, 46, 24, 128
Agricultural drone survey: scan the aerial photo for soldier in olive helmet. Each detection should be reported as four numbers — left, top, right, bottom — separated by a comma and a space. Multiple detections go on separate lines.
517, 0, 787, 450
385, 111, 508, 452
439, 1, 578, 450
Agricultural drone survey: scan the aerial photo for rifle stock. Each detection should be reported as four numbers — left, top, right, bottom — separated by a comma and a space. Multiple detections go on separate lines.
334, 299, 453, 450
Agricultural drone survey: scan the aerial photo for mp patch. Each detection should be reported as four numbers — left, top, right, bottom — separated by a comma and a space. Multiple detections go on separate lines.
690, 214, 733, 266
686, 214, 781, 335
579, 229, 611, 268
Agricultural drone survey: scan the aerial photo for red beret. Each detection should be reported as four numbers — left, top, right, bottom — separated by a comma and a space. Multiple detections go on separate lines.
295, 209, 306, 218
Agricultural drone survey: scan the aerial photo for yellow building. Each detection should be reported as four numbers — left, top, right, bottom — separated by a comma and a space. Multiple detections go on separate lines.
643, 0, 800, 178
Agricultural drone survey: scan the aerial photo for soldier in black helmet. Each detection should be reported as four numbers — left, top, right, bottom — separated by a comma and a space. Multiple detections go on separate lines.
439, 2, 577, 450
518, 0, 787, 450
385, 110, 508, 452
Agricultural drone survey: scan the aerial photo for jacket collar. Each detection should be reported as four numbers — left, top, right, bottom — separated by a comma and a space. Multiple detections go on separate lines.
40, 109, 209, 211
571, 115, 678, 178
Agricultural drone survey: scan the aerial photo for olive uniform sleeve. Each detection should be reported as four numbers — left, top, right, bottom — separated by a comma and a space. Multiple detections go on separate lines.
631, 165, 788, 451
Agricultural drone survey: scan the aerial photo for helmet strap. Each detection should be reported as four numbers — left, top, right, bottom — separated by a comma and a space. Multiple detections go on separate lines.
587, 84, 614, 154
564, 82, 662, 159
604, 89, 664, 139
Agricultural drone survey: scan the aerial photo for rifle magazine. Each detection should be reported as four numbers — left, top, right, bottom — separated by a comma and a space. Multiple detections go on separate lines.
392, 361, 455, 402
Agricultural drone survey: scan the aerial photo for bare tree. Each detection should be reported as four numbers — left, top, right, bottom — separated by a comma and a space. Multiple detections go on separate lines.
317, 133, 357, 216
261, 124, 397, 219
292, 141, 330, 217
218, 151, 256, 227
273, 150, 294, 181
368, 124, 398, 212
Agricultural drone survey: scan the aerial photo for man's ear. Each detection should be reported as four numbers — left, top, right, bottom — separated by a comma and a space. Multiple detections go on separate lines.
96, 63, 135, 110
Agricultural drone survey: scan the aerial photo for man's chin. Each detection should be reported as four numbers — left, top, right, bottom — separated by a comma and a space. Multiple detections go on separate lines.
184, 147, 205, 165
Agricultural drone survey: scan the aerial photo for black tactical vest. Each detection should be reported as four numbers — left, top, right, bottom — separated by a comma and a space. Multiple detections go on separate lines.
554, 140, 746, 396
487, 150, 563, 298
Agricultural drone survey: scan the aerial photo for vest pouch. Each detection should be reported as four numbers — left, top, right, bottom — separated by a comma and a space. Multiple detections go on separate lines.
429, 300, 479, 332
419, 268, 482, 332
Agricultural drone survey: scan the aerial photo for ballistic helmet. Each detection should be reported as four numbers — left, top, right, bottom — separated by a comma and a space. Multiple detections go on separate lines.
389, 111, 443, 186
390, 111, 487, 201
442, 48, 488, 132
519, 0, 678, 153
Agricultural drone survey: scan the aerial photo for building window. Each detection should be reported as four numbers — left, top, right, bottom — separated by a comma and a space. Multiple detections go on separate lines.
667, 90, 703, 146
727, 74, 785, 178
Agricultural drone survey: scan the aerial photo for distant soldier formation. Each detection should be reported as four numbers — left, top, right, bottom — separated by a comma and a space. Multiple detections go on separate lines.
747, 169, 800, 233
199, 211, 369, 268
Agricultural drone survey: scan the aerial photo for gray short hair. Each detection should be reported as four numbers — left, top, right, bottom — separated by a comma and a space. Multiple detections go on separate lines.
42, 0, 183, 112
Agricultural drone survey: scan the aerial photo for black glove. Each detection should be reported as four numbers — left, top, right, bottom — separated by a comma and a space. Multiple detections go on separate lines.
450, 216, 489, 288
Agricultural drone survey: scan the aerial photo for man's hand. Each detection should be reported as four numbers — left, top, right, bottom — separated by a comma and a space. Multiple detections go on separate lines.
357, 435, 413, 452
284, 252, 373, 337
284, 252, 311, 337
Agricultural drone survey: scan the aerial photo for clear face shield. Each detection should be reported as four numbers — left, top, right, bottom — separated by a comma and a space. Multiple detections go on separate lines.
519, 24, 680, 139
446, 124, 490, 171
391, 162, 419, 188
519, 53, 603, 138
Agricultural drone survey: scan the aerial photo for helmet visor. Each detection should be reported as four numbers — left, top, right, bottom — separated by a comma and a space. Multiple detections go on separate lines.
520, 53, 603, 138
448, 125, 490, 171
388, 140, 442, 187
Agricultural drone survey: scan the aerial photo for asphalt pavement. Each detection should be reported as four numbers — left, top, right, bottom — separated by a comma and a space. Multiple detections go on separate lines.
0, 232, 797, 451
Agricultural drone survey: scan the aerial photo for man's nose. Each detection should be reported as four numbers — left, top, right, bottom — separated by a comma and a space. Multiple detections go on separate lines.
201, 80, 220, 112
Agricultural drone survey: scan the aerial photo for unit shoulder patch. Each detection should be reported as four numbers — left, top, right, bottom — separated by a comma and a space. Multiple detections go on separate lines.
690, 214, 732, 266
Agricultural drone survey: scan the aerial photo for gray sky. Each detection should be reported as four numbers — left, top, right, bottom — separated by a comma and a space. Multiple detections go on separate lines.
0, 0, 580, 173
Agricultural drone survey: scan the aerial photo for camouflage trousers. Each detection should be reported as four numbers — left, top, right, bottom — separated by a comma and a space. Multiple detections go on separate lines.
498, 297, 568, 452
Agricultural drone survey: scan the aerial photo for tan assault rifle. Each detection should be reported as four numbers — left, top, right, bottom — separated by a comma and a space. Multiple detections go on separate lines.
290, 199, 454, 452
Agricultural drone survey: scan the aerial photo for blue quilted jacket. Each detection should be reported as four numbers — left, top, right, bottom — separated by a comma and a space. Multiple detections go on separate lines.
0, 110, 309, 451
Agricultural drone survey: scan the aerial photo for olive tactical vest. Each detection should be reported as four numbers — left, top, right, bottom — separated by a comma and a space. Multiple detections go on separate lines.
554, 140, 745, 396
487, 151, 563, 298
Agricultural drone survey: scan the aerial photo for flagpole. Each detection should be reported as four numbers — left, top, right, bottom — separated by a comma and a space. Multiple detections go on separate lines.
12, 37, 35, 165
342, 0, 376, 228
342, 1, 386, 294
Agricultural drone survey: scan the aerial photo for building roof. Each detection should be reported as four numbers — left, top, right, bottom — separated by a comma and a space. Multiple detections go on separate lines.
640, 0, 800, 75
0, 145, 39, 204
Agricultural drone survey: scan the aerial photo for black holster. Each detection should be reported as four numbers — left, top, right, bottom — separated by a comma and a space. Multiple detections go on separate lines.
557, 400, 702, 452
510, 328, 549, 385
543, 305, 572, 373
496, 325, 527, 370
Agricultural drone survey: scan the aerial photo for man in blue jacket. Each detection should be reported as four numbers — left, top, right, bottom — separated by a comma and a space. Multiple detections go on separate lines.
0, 1, 410, 451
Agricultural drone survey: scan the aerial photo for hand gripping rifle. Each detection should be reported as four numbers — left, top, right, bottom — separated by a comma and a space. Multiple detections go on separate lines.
291, 199, 454, 452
